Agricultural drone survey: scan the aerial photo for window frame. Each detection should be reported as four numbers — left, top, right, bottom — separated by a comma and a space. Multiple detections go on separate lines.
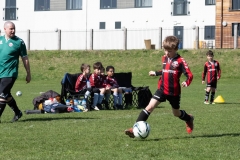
135, 0, 152, 8
231, 23, 240, 36
34, 0, 50, 11
232, 0, 240, 10
205, 0, 215, 5
172, 0, 190, 16
66, 0, 82, 10
204, 26, 215, 40
99, 22, 106, 29
100, 0, 117, 9
115, 21, 121, 29
5, 0, 17, 20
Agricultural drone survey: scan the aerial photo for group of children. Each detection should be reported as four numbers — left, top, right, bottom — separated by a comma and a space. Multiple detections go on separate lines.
75, 62, 123, 112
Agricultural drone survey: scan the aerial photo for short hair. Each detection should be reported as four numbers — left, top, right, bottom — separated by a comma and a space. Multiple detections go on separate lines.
106, 66, 115, 72
80, 63, 90, 72
162, 36, 179, 50
93, 62, 103, 70
206, 50, 214, 56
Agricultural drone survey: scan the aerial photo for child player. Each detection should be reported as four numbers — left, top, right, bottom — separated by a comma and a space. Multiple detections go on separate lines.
89, 62, 106, 110
125, 35, 194, 138
105, 66, 123, 110
202, 50, 221, 104
75, 63, 91, 112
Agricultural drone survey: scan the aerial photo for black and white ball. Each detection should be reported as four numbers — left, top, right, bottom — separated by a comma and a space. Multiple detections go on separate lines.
133, 121, 150, 139
16, 91, 22, 96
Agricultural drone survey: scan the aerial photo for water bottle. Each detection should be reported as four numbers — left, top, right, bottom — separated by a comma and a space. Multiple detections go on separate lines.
81, 99, 87, 109
74, 99, 78, 106
66, 99, 70, 106
87, 80, 91, 88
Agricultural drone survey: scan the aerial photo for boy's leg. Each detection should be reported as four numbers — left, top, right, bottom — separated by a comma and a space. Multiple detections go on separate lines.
125, 89, 163, 138
118, 89, 123, 109
125, 98, 160, 138
210, 83, 217, 104
92, 93, 99, 110
112, 88, 118, 109
169, 95, 194, 134
204, 86, 211, 104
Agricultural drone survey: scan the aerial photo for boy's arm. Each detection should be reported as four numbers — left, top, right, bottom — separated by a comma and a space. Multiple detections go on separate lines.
149, 70, 162, 76
217, 62, 221, 80
181, 59, 193, 87
202, 63, 207, 81
75, 76, 81, 92
89, 74, 95, 87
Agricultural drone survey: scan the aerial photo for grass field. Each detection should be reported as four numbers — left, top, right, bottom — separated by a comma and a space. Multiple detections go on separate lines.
0, 49, 240, 160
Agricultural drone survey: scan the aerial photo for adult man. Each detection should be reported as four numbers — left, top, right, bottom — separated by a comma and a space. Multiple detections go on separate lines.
0, 21, 31, 122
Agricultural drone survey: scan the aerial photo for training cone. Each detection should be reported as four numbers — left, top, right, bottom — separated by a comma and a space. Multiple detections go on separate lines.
214, 95, 225, 103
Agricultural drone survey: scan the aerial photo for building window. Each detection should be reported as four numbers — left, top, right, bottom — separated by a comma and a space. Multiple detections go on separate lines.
232, 0, 240, 10
205, 0, 215, 5
115, 21, 121, 29
35, 0, 50, 11
100, 22, 106, 29
172, 0, 189, 16
66, 0, 82, 10
204, 26, 215, 40
232, 23, 240, 36
5, 0, 17, 20
100, 0, 117, 9
135, 0, 152, 8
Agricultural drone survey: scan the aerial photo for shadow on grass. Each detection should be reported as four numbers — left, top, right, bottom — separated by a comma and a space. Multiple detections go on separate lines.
19, 116, 95, 122
146, 133, 240, 141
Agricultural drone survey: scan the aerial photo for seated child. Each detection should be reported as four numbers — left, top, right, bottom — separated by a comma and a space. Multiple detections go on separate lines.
89, 62, 106, 110
75, 63, 91, 112
105, 65, 123, 110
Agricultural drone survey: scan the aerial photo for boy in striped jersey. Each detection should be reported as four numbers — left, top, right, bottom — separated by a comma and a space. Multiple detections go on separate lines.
202, 50, 221, 104
125, 36, 194, 138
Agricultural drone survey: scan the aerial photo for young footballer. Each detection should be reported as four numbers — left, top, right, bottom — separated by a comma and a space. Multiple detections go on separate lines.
105, 66, 123, 110
202, 50, 221, 104
125, 36, 194, 138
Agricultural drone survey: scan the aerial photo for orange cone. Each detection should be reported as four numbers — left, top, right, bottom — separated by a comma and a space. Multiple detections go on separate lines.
214, 95, 225, 103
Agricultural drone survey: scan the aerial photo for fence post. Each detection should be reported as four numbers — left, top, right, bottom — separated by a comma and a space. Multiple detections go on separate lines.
234, 24, 238, 49
195, 26, 199, 49
159, 27, 162, 49
0, 30, 1, 36
90, 29, 93, 50
27, 29, 30, 50
58, 29, 61, 50
123, 27, 127, 50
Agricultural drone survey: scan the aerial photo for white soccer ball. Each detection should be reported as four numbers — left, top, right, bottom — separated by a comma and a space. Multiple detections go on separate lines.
16, 91, 22, 96
133, 121, 150, 139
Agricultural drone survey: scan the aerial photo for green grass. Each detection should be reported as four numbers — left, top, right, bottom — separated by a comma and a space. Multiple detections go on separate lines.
1, 49, 240, 160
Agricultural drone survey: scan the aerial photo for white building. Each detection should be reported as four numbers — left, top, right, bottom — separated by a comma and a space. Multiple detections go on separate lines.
0, 0, 216, 50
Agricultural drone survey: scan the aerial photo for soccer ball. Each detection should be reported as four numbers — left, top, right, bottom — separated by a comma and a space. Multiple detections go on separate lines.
16, 91, 22, 96
133, 121, 150, 139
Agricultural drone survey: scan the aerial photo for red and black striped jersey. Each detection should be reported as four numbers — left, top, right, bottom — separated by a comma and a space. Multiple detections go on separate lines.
156, 54, 193, 96
106, 76, 119, 88
75, 74, 89, 92
202, 60, 221, 83
89, 73, 105, 88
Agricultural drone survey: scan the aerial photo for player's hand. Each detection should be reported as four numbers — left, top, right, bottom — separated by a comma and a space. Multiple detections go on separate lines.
181, 81, 187, 87
26, 74, 31, 84
149, 71, 156, 76
217, 76, 220, 80
202, 81, 205, 84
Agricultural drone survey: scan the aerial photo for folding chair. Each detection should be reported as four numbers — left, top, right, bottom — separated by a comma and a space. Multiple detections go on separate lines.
60, 73, 90, 110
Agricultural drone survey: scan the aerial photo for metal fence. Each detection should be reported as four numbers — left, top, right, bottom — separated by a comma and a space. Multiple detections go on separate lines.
0, 26, 238, 50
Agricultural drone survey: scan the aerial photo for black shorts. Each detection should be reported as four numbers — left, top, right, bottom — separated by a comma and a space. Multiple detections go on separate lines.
152, 89, 180, 109
206, 81, 217, 89
0, 78, 16, 99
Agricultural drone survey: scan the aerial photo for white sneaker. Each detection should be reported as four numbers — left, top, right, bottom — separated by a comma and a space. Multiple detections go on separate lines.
204, 101, 209, 104
93, 106, 100, 111
83, 108, 88, 112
